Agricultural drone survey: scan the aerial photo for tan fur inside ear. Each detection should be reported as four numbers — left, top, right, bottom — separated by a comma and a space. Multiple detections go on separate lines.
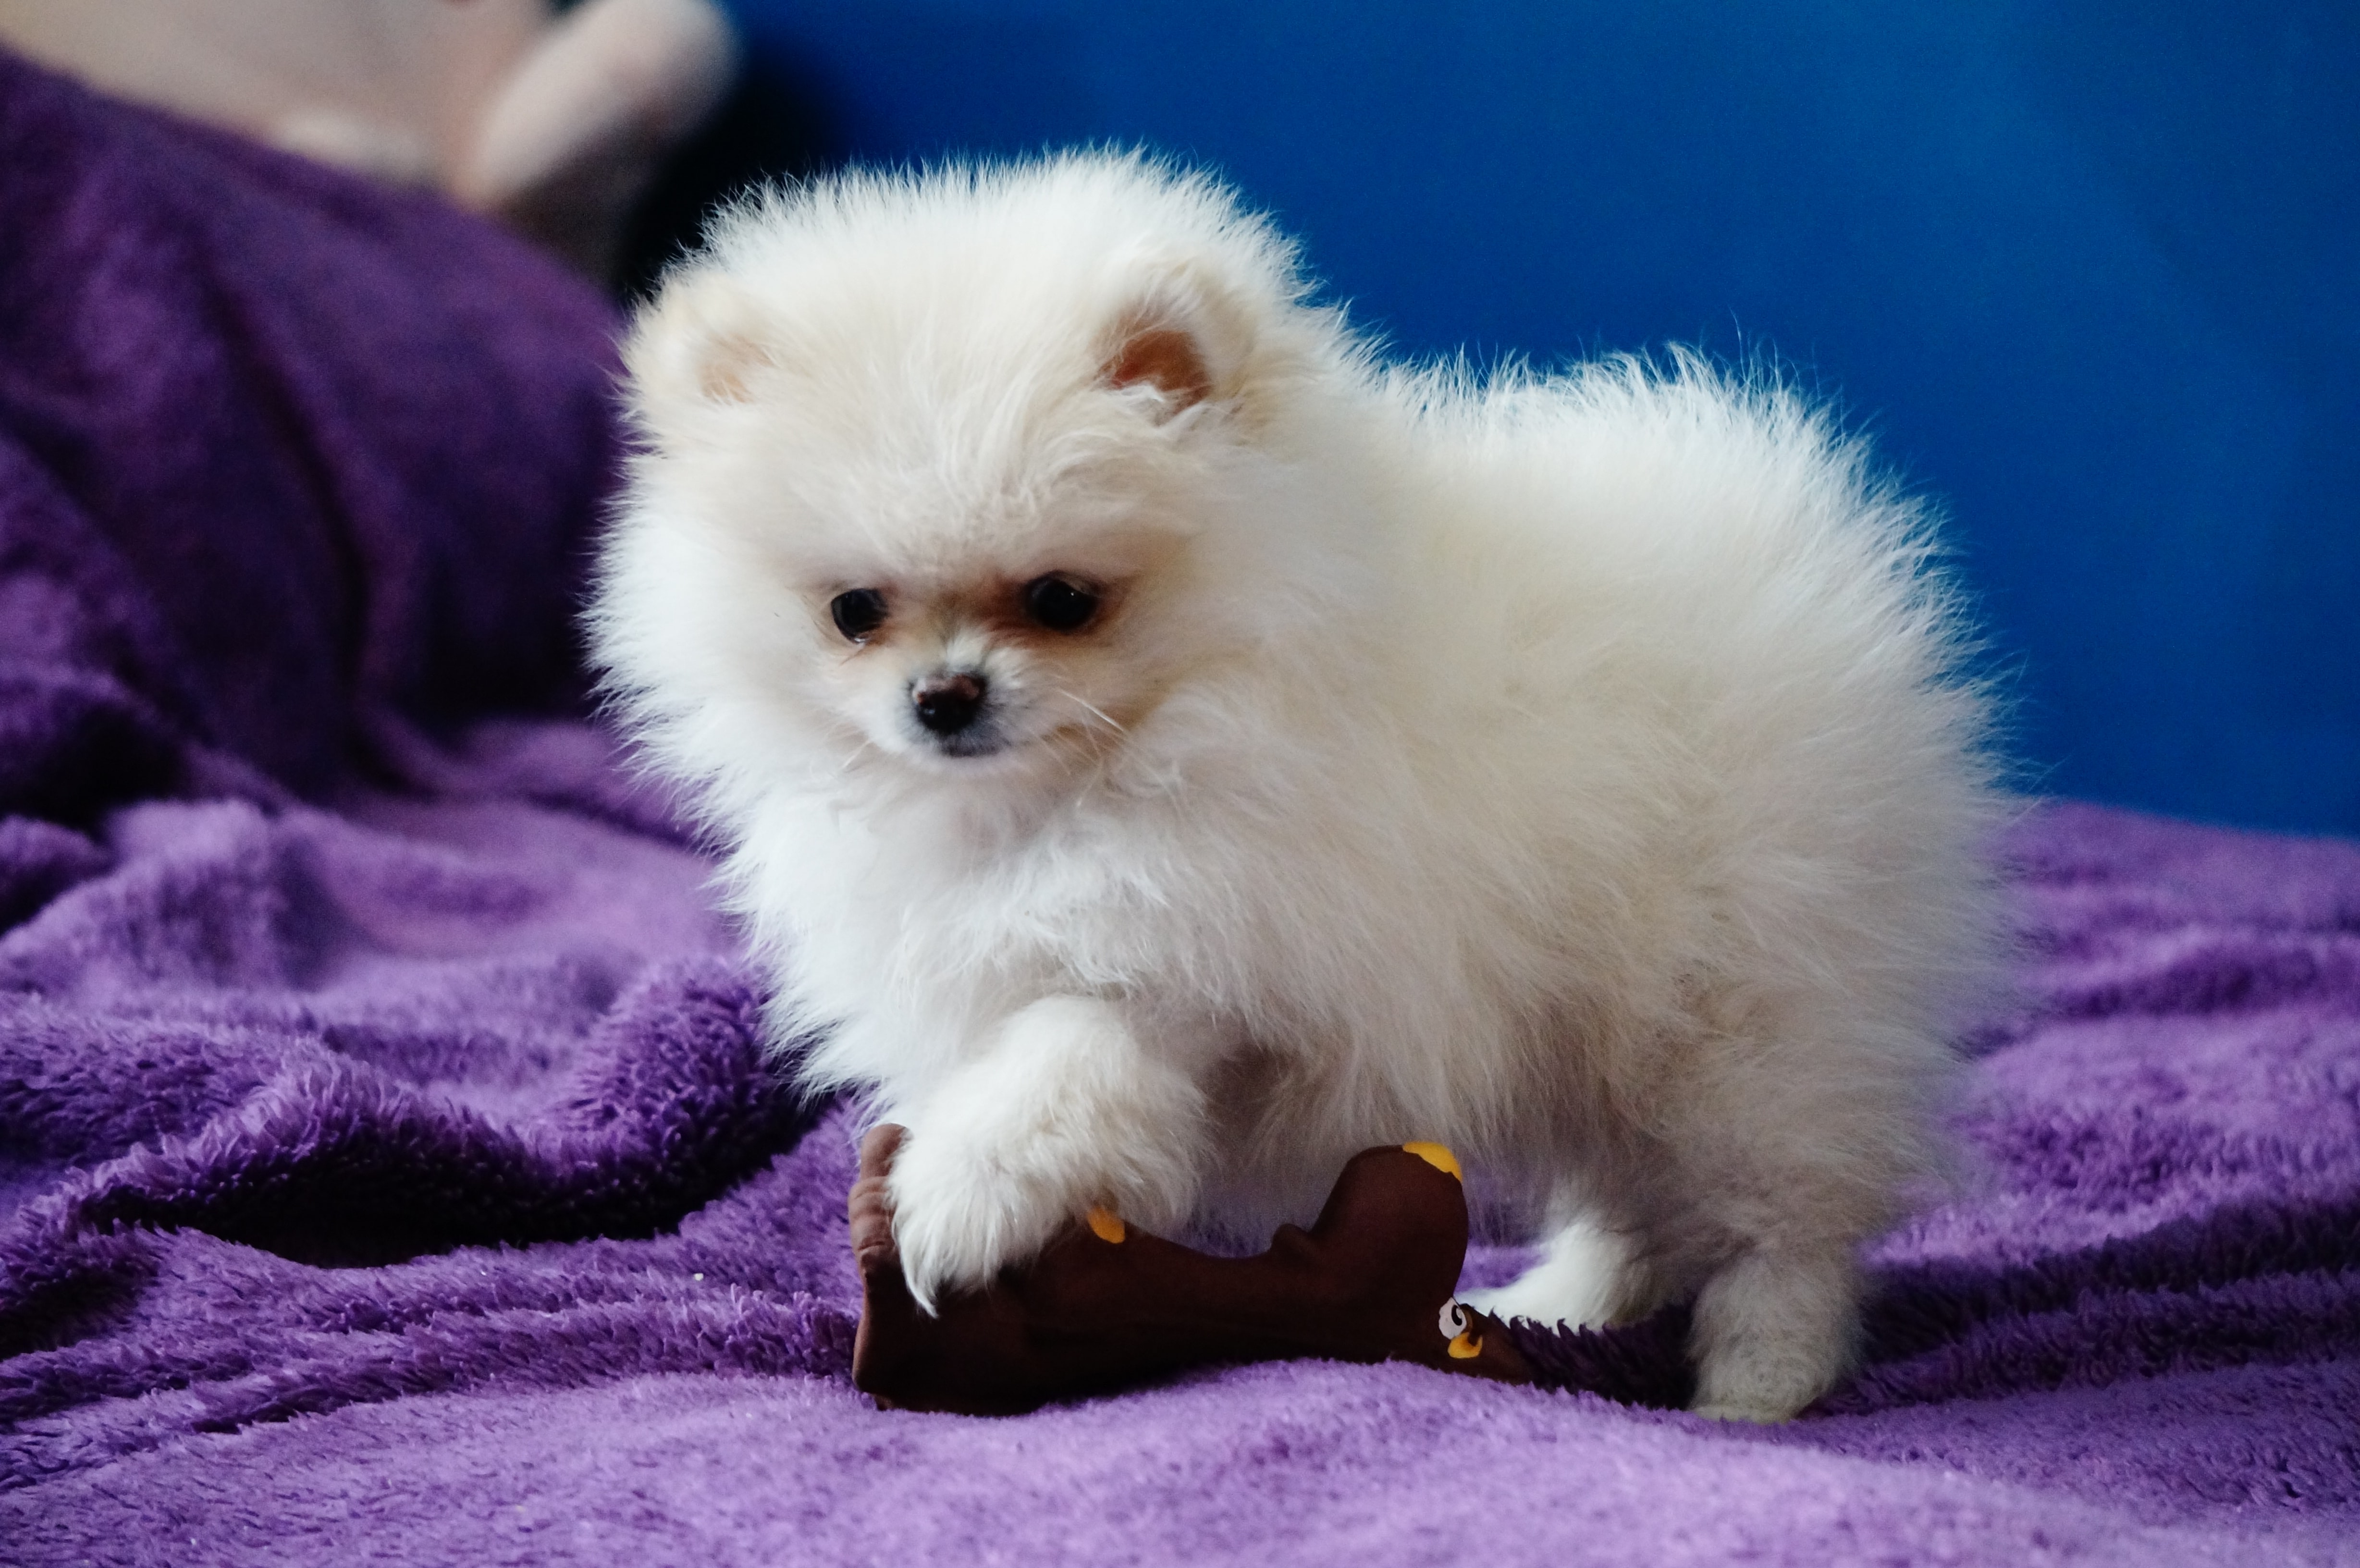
1103, 320, 1215, 412
1096, 257, 1258, 419
693, 331, 768, 403
627, 272, 778, 413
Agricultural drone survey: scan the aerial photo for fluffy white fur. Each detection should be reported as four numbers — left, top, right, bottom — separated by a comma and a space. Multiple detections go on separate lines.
589, 153, 2007, 1422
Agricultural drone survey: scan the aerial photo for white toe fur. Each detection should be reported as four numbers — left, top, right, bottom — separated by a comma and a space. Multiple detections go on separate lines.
1461, 1217, 1637, 1331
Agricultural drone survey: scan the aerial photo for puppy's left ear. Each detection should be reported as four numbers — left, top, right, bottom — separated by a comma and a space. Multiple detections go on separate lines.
624, 269, 782, 439
1098, 262, 1255, 419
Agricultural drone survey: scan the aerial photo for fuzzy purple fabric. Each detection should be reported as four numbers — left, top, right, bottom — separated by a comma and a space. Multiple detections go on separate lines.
5, 47, 2359, 1567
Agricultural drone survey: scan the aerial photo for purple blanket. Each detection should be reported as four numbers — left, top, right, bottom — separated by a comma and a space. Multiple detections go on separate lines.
4, 51, 2358, 1566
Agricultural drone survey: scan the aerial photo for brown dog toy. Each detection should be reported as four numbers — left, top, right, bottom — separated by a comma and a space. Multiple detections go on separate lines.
849, 1126, 1535, 1414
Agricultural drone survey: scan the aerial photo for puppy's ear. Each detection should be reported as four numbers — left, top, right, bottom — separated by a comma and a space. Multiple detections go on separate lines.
1104, 318, 1215, 411
625, 270, 780, 422
1098, 261, 1255, 419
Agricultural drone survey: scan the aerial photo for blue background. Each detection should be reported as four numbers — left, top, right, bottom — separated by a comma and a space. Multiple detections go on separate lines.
715, 0, 2360, 836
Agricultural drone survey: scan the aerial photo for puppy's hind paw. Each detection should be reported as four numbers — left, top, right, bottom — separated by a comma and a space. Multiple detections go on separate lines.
1688, 1343, 1843, 1424
1687, 1248, 1857, 1423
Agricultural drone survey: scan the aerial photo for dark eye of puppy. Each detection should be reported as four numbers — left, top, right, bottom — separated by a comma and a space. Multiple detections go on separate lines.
1020, 575, 1100, 633
830, 588, 888, 642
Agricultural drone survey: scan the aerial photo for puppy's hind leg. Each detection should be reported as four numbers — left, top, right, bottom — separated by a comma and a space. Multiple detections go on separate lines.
1687, 1243, 1859, 1422
1463, 1196, 1860, 1421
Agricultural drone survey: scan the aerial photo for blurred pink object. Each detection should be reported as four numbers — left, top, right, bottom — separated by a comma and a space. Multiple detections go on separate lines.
0, 0, 739, 277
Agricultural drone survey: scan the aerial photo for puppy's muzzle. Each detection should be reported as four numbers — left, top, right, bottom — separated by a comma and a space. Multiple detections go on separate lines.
911, 671, 988, 738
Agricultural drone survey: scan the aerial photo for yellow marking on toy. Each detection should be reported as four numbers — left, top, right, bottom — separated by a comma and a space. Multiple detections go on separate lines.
1086, 1207, 1127, 1243
1447, 1328, 1484, 1359
1401, 1142, 1461, 1180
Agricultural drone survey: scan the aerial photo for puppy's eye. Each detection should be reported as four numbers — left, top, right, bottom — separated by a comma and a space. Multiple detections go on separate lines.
1020, 574, 1101, 634
830, 588, 888, 642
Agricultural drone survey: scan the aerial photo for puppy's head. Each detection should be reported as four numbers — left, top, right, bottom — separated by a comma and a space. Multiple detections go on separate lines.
602, 159, 1339, 801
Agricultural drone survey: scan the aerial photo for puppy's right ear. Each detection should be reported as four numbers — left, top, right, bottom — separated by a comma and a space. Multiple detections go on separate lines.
624, 270, 780, 427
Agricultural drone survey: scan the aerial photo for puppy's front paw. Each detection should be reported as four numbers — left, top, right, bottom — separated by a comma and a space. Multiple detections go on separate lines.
885, 1127, 1084, 1313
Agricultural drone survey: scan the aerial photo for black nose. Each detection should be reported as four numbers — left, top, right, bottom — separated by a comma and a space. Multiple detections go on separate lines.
912, 671, 987, 735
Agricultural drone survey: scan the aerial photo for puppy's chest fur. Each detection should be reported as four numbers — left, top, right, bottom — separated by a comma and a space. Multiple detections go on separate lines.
776, 691, 1641, 1166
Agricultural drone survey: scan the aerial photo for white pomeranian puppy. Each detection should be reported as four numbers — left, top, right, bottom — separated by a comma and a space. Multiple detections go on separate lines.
590, 153, 2004, 1421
